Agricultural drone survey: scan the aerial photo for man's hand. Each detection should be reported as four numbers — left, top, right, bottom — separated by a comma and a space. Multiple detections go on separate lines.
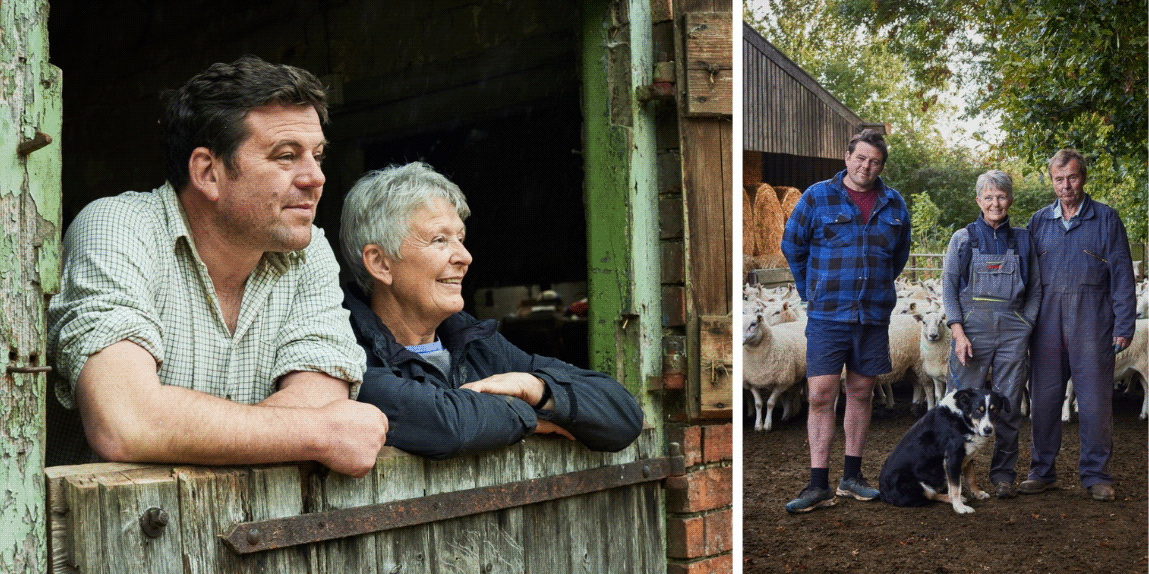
314, 400, 389, 477
461, 372, 553, 410
1114, 336, 1130, 354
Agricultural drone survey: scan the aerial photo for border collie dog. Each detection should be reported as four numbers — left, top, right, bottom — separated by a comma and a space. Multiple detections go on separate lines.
879, 388, 1008, 514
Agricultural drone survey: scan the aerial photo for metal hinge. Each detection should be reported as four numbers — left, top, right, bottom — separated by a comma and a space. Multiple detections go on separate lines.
221, 445, 686, 555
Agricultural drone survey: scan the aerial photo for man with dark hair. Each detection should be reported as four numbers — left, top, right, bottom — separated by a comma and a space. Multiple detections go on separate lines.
47, 56, 388, 476
781, 128, 911, 513
1021, 149, 1136, 501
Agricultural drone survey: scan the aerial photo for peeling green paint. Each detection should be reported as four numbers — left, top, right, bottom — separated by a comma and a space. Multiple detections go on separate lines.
581, 0, 661, 402
0, 0, 55, 571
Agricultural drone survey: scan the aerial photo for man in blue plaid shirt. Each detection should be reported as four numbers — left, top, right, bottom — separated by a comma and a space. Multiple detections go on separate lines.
780, 129, 912, 513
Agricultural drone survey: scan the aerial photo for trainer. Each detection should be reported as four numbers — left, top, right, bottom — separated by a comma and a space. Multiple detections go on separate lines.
46, 56, 388, 475
1021, 149, 1136, 501
339, 162, 644, 459
781, 129, 912, 513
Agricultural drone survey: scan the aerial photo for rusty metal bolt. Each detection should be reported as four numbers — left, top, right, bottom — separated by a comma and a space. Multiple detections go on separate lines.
642, 465, 652, 479
139, 507, 168, 538
246, 528, 261, 546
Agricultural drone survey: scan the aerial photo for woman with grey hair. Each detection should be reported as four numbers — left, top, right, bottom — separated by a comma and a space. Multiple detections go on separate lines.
940, 169, 1042, 499
339, 162, 643, 460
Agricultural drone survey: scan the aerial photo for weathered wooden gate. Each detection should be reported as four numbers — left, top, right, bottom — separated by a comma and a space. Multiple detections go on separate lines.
48, 430, 674, 573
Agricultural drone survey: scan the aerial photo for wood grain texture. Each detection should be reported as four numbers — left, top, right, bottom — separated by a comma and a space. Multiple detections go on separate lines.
743, 22, 865, 157
683, 12, 733, 116
51, 433, 663, 572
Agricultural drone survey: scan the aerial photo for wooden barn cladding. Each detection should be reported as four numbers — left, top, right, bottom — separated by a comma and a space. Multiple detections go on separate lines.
742, 22, 866, 159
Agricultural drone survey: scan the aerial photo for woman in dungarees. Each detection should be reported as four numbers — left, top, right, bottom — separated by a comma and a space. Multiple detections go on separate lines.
940, 170, 1042, 499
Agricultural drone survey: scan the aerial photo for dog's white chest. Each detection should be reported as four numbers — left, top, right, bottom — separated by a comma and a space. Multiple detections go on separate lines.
965, 432, 992, 454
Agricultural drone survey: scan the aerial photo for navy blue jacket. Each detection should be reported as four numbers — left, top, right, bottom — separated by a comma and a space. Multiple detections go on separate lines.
1028, 194, 1137, 340
781, 170, 912, 325
343, 284, 644, 459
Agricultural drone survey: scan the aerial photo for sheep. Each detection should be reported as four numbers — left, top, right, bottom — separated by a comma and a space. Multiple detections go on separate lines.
1062, 318, 1148, 421
872, 314, 923, 410
917, 311, 950, 411
743, 311, 807, 432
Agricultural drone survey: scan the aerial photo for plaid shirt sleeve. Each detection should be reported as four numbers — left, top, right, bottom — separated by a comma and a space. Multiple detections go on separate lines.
47, 196, 166, 408
781, 190, 814, 299
269, 227, 366, 399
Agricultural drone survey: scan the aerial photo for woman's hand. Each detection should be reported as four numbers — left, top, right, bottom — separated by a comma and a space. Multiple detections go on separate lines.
949, 323, 973, 366
461, 372, 554, 410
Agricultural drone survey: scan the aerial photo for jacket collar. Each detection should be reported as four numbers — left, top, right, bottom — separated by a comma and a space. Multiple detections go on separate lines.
974, 213, 1012, 233
342, 283, 496, 365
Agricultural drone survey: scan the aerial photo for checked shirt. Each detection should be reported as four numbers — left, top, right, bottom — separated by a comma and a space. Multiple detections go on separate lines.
781, 170, 911, 325
46, 184, 365, 464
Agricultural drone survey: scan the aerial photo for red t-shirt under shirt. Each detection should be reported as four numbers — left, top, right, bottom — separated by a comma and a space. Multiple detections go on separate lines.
844, 184, 878, 222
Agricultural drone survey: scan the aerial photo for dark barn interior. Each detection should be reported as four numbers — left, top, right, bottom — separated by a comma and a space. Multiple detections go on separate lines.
48, 0, 590, 364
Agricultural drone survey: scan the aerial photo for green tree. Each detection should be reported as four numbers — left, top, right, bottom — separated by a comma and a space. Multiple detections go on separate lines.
838, 0, 1148, 240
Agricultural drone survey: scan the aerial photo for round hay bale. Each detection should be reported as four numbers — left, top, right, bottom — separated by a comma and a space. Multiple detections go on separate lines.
743, 186, 757, 256
753, 183, 784, 258
777, 186, 802, 223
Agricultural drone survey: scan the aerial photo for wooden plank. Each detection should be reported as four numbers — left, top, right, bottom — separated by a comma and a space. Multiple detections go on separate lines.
751, 267, 794, 286
372, 451, 431, 574
425, 455, 483, 574
246, 465, 310, 573
61, 474, 101, 574
699, 314, 734, 417
477, 442, 525, 574
95, 468, 183, 574
521, 437, 571, 572
311, 465, 379, 574
682, 118, 733, 315
683, 12, 732, 116
48, 463, 157, 574
175, 467, 249, 574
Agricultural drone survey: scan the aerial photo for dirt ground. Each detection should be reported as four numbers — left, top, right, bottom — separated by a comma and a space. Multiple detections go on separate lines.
742, 389, 1148, 574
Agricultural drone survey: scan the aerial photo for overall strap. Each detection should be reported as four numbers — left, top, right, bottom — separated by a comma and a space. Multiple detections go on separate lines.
959, 222, 979, 276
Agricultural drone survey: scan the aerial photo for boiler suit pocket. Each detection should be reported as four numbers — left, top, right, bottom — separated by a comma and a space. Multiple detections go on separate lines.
1080, 250, 1109, 287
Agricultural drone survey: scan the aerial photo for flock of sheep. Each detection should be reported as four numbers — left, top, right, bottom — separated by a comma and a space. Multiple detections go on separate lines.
742, 276, 1149, 432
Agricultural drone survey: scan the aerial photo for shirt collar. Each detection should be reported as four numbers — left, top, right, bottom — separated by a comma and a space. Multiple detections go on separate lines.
157, 182, 306, 272
1050, 193, 1092, 221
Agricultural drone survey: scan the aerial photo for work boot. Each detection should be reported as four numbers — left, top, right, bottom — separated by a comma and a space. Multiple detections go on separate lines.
1018, 478, 1057, 494
1089, 483, 1115, 502
994, 480, 1018, 499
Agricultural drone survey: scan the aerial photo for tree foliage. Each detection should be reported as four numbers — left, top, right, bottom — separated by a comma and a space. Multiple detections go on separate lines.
839, 0, 1148, 240
745, 0, 1147, 242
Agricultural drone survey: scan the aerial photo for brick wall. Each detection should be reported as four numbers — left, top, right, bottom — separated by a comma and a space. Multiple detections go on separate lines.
665, 422, 733, 573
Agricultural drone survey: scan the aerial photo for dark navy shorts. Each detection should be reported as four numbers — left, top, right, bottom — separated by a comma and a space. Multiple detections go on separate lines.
804, 318, 892, 378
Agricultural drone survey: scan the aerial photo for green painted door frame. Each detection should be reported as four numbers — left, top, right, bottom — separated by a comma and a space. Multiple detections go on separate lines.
581, 0, 661, 414
1, 0, 61, 570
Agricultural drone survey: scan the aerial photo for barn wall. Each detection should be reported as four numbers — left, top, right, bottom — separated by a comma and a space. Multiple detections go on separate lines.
742, 22, 865, 159
48, 0, 587, 304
